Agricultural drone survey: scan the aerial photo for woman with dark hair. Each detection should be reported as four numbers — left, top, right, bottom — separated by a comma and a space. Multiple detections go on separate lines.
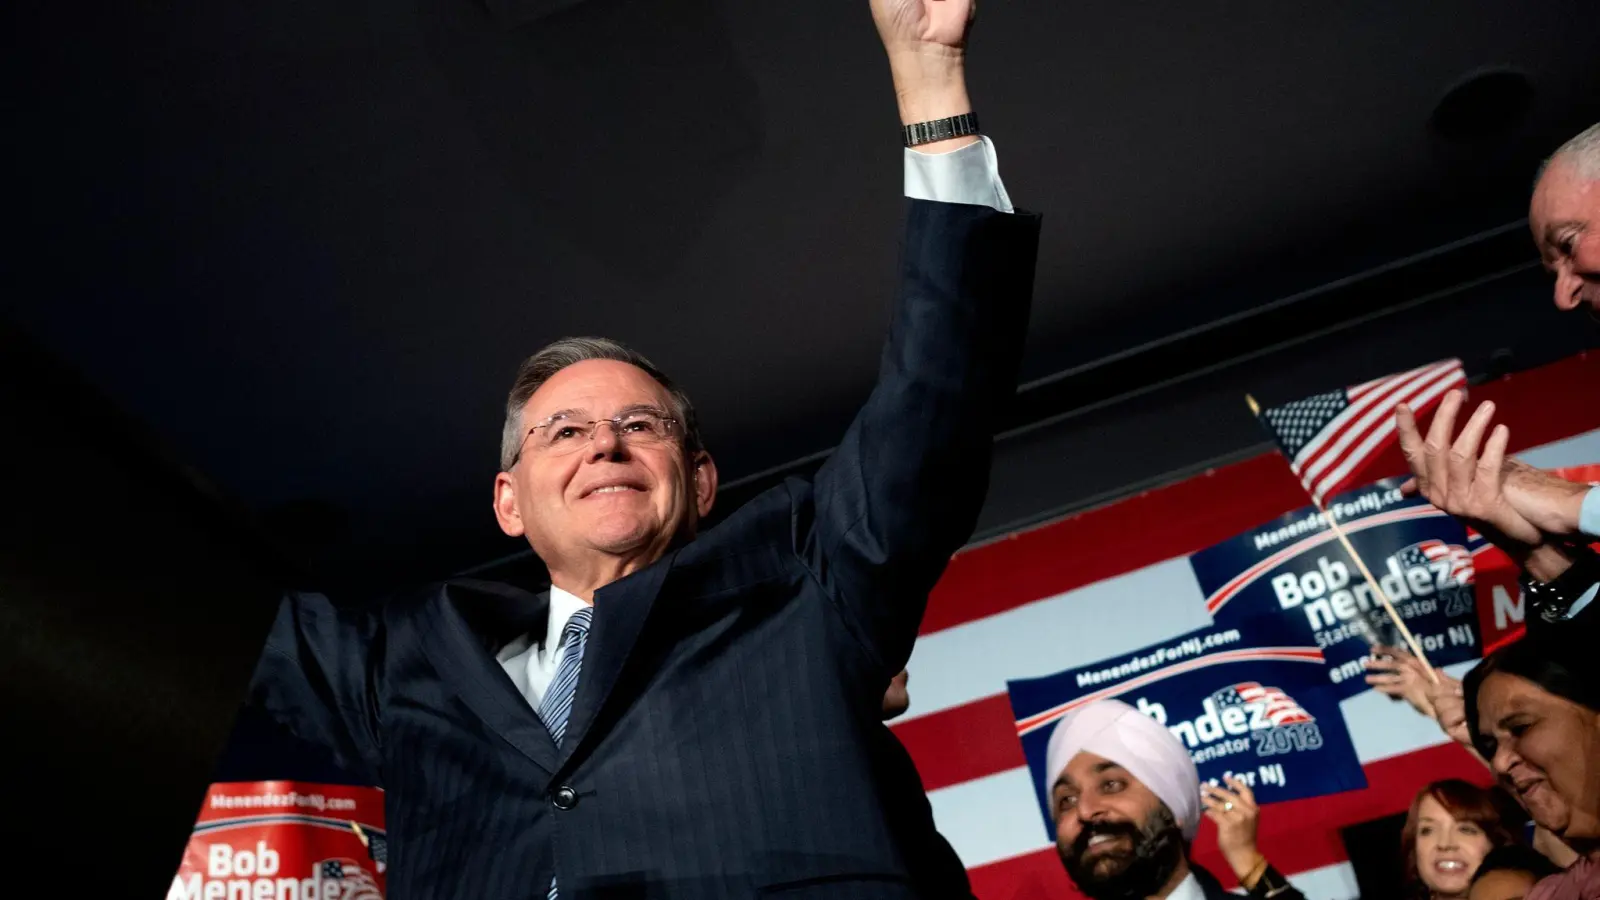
1465, 630, 1600, 900
1469, 845, 1564, 900
1401, 779, 1522, 899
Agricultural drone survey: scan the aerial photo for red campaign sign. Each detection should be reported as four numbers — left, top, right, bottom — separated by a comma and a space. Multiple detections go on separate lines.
169, 781, 386, 900
1474, 463, 1600, 654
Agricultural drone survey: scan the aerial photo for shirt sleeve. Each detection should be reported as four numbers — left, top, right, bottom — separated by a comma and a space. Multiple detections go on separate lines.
904, 136, 1014, 213
1580, 486, 1600, 539
1565, 582, 1597, 621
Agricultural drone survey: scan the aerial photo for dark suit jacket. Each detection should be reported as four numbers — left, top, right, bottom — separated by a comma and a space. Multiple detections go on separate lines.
250, 199, 1041, 899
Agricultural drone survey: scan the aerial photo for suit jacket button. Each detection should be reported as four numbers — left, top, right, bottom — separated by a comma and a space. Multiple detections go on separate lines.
551, 786, 579, 811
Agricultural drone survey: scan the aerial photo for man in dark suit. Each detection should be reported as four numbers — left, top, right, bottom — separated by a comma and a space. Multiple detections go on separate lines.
248, 1, 1040, 897
879, 671, 979, 900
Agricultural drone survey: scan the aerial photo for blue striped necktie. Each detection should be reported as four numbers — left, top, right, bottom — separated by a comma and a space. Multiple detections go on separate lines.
540, 604, 592, 900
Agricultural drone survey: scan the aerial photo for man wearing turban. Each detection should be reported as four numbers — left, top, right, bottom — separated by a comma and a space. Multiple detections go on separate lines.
1045, 699, 1304, 900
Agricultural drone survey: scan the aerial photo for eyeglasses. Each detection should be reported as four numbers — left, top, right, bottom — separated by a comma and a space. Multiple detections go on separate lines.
514, 407, 682, 462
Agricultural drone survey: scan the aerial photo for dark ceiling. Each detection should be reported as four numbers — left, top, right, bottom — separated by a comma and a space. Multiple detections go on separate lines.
9, 0, 1600, 598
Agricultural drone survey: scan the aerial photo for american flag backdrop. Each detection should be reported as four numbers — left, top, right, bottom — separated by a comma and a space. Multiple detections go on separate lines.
1257, 359, 1467, 504
887, 353, 1600, 900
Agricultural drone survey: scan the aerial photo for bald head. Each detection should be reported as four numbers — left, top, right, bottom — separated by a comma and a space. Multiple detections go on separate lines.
1529, 123, 1600, 314
1541, 122, 1600, 181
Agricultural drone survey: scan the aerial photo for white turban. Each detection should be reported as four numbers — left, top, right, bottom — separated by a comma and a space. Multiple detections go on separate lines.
1044, 698, 1201, 840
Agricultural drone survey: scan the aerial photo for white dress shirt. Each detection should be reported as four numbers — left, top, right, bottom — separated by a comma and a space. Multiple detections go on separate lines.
1167, 871, 1207, 900
905, 136, 1015, 213
494, 141, 1014, 713
497, 585, 591, 710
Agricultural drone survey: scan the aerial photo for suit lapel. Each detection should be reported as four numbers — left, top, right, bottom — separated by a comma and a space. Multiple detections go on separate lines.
418, 579, 559, 775
558, 550, 676, 766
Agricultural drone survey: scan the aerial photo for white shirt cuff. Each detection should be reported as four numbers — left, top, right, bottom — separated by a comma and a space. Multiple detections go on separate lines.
1580, 486, 1600, 539
1558, 487, 1600, 621
1566, 582, 1598, 620
904, 136, 1014, 213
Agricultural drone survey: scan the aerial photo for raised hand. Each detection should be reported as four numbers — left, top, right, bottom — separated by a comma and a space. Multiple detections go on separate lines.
1499, 458, 1592, 538
869, 0, 979, 144
870, 0, 976, 55
1395, 392, 1542, 548
1425, 671, 1471, 748
1363, 645, 1436, 718
1202, 776, 1266, 886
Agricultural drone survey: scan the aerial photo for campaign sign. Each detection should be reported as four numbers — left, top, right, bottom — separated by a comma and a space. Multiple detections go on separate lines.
1006, 619, 1366, 838
169, 781, 386, 900
1191, 477, 1481, 700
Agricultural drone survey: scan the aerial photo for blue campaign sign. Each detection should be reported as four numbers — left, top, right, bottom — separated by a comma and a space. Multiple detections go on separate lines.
1190, 477, 1481, 700
1006, 618, 1366, 838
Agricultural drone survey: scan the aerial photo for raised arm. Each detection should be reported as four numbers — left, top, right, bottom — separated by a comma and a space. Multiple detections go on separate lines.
801, 0, 1041, 674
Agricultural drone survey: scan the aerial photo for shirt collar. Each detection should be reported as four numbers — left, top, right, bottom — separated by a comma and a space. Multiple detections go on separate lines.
545, 584, 591, 652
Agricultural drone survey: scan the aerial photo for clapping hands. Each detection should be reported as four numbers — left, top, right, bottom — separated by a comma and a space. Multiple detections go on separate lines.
1395, 391, 1591, 573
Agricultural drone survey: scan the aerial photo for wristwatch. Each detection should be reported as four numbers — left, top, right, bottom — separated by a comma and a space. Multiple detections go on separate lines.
903, 112, 981, 148
1249, 864, 1295, 899
1519, 545, 1600, 624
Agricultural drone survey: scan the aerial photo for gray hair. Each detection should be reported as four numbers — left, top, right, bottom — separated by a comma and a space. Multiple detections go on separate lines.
498, 337, 704, 471
1538, 121, 1600, 183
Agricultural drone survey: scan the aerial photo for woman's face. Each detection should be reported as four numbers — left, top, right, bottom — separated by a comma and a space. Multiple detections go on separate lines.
1413, 795, 1494, 897
1476, 672, 1600, 842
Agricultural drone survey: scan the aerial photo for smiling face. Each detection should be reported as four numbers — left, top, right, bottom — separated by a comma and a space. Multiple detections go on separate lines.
493, 359, 717, 583
1052, 751, 1187, 900
1529, 159, 1600, 314
1412, 794, 1494, 898
1476, 671, 1600, 843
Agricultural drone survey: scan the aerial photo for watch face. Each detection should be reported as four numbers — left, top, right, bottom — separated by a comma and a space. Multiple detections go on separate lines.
1539, 599, 1571, 623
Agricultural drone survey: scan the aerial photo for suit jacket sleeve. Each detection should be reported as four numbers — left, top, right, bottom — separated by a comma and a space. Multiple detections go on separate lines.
801, 198, 1041, 673
247, 591, 385, 783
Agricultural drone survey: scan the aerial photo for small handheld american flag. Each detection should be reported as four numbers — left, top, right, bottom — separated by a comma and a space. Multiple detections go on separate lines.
1256, 359, 1466, 504
1245, 361, 1465, 675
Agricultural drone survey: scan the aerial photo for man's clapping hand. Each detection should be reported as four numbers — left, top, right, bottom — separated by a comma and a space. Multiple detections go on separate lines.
1396, 390, 1589, 581
1396, 391, 1540, 546
1500, 457, 1592, 538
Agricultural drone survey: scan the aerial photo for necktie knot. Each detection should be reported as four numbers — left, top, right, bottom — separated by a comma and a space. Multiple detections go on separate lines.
563, 606, 593, 644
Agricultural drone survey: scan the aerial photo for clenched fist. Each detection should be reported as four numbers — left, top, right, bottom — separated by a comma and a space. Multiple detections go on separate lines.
870, 0, 979, 139
871, 0, 976, 55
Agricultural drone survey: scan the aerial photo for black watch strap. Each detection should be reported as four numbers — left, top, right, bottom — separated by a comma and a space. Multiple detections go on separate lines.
1249, 864, 1295, 899
1520, 546, 1600, 624
903, 112, 981, 147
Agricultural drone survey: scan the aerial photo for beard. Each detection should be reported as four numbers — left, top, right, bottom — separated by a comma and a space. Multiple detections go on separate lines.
1059, 804, 1187, 900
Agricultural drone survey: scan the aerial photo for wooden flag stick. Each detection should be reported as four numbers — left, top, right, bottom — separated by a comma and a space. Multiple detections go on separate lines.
1246, 394, 1438, 680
